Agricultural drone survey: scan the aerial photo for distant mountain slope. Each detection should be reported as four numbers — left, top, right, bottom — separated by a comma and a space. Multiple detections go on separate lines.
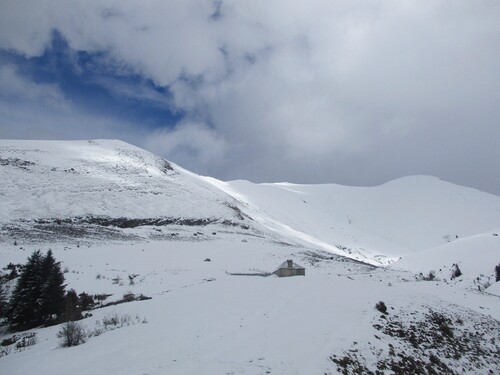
205, 175, 500, 264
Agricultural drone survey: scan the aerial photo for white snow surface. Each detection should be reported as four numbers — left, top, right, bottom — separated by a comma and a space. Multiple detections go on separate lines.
1, 139, 500, 374
209, 175, 500, 264
1, 239, 499, 375
0, 139, 245, 221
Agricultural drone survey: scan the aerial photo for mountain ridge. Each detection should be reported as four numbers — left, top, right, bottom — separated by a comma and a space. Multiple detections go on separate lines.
2, 139, 500, 266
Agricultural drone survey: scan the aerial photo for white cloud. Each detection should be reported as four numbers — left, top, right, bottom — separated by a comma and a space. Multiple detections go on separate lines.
91, 77, 172, 108
144, 121, 229, 175
0, 64, 70, 110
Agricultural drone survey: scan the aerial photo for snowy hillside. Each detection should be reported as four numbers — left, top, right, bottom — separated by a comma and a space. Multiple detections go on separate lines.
207, 176, 500, 265
392, 229, 500, 290
0, 139, 261, 243
1, 139, 499, 374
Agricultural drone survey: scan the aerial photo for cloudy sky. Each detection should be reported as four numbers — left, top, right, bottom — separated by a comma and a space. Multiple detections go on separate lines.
1, 1, 499, 195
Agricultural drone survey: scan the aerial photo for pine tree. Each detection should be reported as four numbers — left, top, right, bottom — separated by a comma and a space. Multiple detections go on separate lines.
61, 289, 83, 322
6, 250, 44, 329
39, 250, 66, 323
6, 250, 67, 330
0, 282, 7, 318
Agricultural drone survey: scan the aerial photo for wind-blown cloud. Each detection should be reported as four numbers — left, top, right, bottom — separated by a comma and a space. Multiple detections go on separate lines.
1, 0, 499, 194
0, 64, 69, 110
0, 62, 142, 140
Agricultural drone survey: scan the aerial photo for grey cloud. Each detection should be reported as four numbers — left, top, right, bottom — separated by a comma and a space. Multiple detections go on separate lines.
0, 0, 499, 195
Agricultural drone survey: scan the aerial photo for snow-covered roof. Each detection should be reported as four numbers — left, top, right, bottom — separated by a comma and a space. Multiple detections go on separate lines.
275, 259, 305, 270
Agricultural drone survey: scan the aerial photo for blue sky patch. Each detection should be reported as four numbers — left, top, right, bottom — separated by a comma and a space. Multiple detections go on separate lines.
1, 31, 183, 130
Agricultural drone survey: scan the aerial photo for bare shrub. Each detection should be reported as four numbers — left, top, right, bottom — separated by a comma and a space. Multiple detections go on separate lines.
1, 332, 38, 356
128, 274, 139, 285
57, 321, 87, 347
119, 314, 131, 327
15, 333, 38, 350
0, 346, 12, 357
86, 313, 148, 339
100, 312, 147, 331
88, 321, 104, 337
102, 312, 120, 330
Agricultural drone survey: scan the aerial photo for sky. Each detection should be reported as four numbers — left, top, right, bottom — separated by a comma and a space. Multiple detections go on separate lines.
0, 0, 499, 195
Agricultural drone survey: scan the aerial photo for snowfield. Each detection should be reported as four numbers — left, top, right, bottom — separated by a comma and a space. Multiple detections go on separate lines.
1, 140, 499, 374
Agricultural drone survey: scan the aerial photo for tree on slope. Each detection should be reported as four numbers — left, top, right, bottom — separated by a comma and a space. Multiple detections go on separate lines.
40, 250, 66, 323
6, 250, 44, 329
0, 281, 7, 319
6, 250, 66, 330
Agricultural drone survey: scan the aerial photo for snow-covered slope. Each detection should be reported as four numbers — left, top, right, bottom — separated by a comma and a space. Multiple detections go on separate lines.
207, 177, 500, 264
0, 139, 245, 220
1, 239, 499, 374
392, 229, 500, 286
0, 139, 260, 242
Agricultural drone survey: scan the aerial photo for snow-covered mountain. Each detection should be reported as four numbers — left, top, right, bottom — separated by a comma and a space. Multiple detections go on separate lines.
0, 139, 263, 243
1, 140, 499, 374
0, 139, 253, 222
1, 139, 499, 266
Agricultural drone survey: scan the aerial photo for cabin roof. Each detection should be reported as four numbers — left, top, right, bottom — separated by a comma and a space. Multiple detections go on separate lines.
275, 260, 305, 271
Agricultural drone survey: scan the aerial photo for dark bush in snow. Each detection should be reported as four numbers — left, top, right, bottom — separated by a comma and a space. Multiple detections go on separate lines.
375, 301, 388, 314
451, 264, 462, 279
78, 292, 95, 311
495, 263, 500, 282
3, 263, 20, 280
122, 292, 135, 302
0, 332, 38, 357
94, 293, 111, 307
57, 321, 86, 347
423, 270, 436, 281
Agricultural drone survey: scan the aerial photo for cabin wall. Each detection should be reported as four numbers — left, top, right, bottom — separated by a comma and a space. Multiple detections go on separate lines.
274, 268, 305, 277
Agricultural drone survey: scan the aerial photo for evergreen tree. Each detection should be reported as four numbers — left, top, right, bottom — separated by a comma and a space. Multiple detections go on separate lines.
61, 289, 82, 322
40, 250, 66, 323
6, 250, 67, 330
6, 250, 44, 329
0, 282, 7, 318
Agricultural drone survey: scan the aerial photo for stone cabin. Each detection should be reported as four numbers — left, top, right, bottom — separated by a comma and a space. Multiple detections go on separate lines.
273, 259, 305, 277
